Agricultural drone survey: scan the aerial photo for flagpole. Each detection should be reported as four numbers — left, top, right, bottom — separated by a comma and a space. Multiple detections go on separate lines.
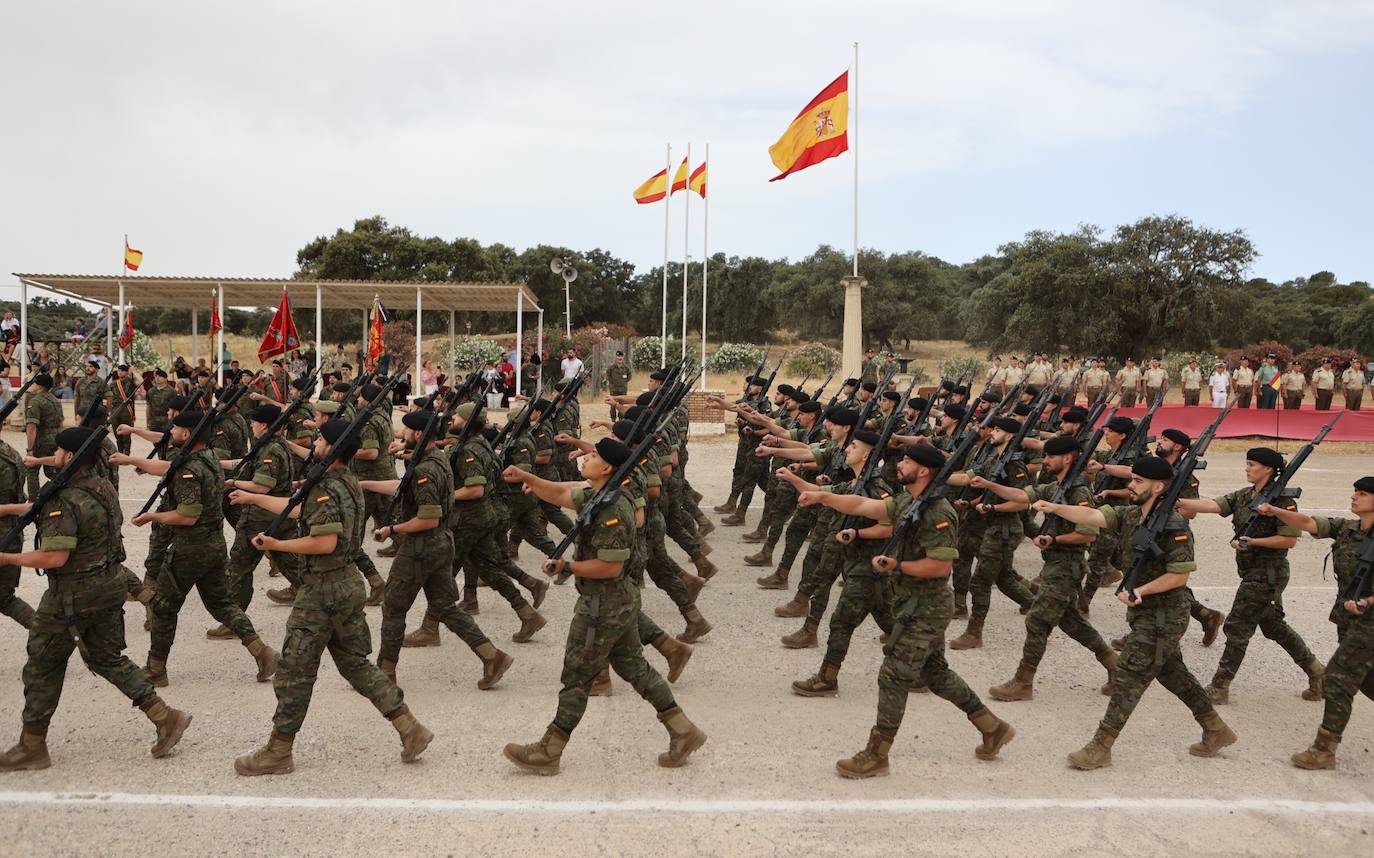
700, 144, 709, 388
660, 143, 671, 368
852, 41, 859, 278
680, 142, 691, 361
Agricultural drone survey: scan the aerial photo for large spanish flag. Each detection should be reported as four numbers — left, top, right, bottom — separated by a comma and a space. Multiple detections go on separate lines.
633, 168, 669, 204
768, 71, 849, 182
688, 162, 707, 198
670, 157, 690, 194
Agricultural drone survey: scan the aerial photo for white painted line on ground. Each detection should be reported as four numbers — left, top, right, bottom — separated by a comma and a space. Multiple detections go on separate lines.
1, 791, 1373, 815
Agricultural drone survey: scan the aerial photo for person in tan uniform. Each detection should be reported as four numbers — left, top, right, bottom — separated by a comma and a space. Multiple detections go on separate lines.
1232, 358, 1255, 408
1311, 359, 1336, 411
1342, 360, 1365, 411
1082, 359, 1110, 404
1025, 354, 1053, 388
985, 358, 1007, 395
1052, 358, 1078, 402
1281, 361, 1306, 410
1180, 359, 1203, 406
1143, 357, 1169, 405
1003, 358, 1025, 393
1116, 359, 1142, 408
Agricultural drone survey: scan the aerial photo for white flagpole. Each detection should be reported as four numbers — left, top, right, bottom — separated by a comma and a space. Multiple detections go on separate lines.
700, 144, 709, 388
852, 41, 859, 278
660, 143, 671, 368
680, 142, 691, 361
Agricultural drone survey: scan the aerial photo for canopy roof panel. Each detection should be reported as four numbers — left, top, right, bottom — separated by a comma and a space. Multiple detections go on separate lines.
12, 274, 541, 312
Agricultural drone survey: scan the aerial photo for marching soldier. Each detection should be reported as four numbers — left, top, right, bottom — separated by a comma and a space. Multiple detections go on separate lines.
146, 368, 177, 433
1078, 414, 1138, 611
1312, 358, 1336, 411
72, 360, 104, 416
1232, 357, 1256, 408
23, 372, 62, 499
346, 383, 395, 602
0, 428, 33, 629
605, 351, 631, 420
1342, 360, 1365, 411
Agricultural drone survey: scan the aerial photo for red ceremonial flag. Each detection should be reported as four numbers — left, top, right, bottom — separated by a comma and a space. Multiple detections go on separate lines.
258, 288, 301, 363
210, 302, 223, 334
117, 309, 135, 350
365, 296, 387, 371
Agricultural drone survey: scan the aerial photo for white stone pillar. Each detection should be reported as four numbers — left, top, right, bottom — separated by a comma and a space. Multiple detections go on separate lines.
841, 275, 866, 376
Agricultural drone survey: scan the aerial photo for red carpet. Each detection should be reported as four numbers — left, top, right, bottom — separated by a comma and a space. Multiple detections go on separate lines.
1088, 404, 1374, 441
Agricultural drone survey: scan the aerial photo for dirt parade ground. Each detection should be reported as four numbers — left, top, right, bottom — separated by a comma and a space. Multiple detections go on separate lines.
1, 431, 1373, 857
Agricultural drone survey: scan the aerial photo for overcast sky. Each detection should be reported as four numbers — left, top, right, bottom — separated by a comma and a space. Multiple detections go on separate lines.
3, 1, 1372, 311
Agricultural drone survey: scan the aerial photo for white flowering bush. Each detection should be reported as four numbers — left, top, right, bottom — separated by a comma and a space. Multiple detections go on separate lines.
785, 342, 841, 376
445, 336, 506, 370
631, 336, 681, 370
706, 342, 766, 374
939, 356, 985, 385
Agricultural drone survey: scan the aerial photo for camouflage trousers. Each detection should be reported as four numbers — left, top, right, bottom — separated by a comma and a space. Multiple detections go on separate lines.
272, 568, 402, 735
352, 492, 389, 584
763, 480, 800, 548
553, 577, 676, 735
143, 522, 170, 589
1081, 527, 1121, 606
504, 493, 557, 556
662, 471, 702, 556
225, 515, 295, 610
539, 499, 575, 537
1021, 552, 1110, 669
877, 576, 983, 738
645, 506, 694, 612
779, 505, 819, 570
799, 525, 844, 623
149, 540, 260, 660
1, 539, 35, 628
22, 568, 156, 729
454, 524, 530, 611
1214, 568, 1314, 683
732, 448, 770, 512
824, 563, 895, 669
23, 463, 56, 508
970, 523, 1034, 622
379, 531, 488, 665
1101, 592, 1214, 734
1321, 614, 1374, 737
951, 512, 986, 598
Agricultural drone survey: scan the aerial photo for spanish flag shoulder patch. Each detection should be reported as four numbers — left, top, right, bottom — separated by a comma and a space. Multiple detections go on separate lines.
935, 520, 949, 529
316, 494, 331, 503
417, 476, 429, 485
604, 517, 620, 527
181, 472, 195, 479
48, 509, 62, 517
1174, 533, 1189, 541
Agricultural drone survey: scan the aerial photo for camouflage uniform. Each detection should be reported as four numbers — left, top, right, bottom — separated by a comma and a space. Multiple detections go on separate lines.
451, 432, 534, 613
1019, 482, 1112, 668
271, 467, 402, 734
349, 408, 396, 591
225, 434, 295, 609
795, 444, 847, 624
640, 434, 704, 627
660, 418, 704, 555
1311, 518, 1374, 739
1081, 446, 1137, 604
817, 475, 896, 671
530, 422, 574, 537
145, 382, 176, 433
1210, 487, 1315, 687
501, 428, 557, 556
18, 472, 158, 731
72, 375, 104, 418
23, 388, 62, 499
963, 451, 1035, 624
551, 489, 676, 735
730, 396, 772, 513
0, 439, 34, 628
606, 364, 631, 420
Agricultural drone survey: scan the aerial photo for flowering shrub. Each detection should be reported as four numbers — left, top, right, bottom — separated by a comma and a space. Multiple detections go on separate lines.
938, 356, 985, 385
445, 335, 506, 370
632, 336, 682, 370
784, 342, 841, 376
706, 342, 766, 374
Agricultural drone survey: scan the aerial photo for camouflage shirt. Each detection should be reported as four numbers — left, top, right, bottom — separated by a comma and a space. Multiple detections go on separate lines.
302, 467, 367, 574
402, 446, 453, 556
1215, 484, 1299, 573
24, 390, 63, 456
1100, 504, 1195, 607
0, 440, 26, 547
350, 409, 396, 481
171, 447, 226, 547
146, 383, 177, 432
571, 486, 634, 568
37, 472, 123, 576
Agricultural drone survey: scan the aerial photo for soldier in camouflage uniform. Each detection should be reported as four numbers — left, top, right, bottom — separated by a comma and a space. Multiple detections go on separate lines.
23, 372, 63, 500
498, 402, 559, 559
359, 409, 513, 688
713, 376, 773, 524
104, 364, 138, 455
1258, 477, 1374, 769
114, 409, 278, 687
501, 437, 706, 775
0, 427, 192, 771
231, 417, 433, 775
807, 444, 1014, 776
1034, 456, 1236, 769
345, 383, 394, 603
741, 399, 824, 587
738, 383, 798, 544
605, 350, 632, 420
145, 369, 177, 434
1177, 447, 1324, 704
72, 360, 105, 418
1078, 414, 1138, 613
0, 430, 34, 628
530, 398, 576, 536
974, 435, 1117, 701
118, 393, 191, 595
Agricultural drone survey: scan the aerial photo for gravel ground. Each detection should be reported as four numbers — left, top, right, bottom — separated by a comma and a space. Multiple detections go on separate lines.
1, 431, 1372, 857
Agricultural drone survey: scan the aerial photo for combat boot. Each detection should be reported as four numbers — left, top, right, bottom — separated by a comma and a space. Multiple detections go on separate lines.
1299, 656, 1324, 701
953, 590, 968, 619
696, 517, 715, 537
744, 540, 776, 567
365, 576, 386, 607
836, 728, 892, 779
0, 727, 50, 771
1110, 636, 1125, 651
969, 707, 1015, 760
1098, 568, 1122, 588
403, 614, 441, 647
792, 661, 840, 697
1188, 710, 1237, 758
719, 511, 746, 527
378, 657, 397, 683
206, 623, 234, 640
657, 706, 707, 767
140, 697, 192, 759
234, 730, 294, 776
475, 642, 513, 690
690, 552, 717, 580
712, 494, 738, 514
1067, 723, 1118, 770
696, 540, 714, 557
145, 655, 169, 688
652, 633, 693, 683
1292, 727, 1340, 770
949, 617, 984, 650
526, 576, 550, 610
512, 605, 547, 643
504, 724, 568, 775
1098, 649, 1118, 696
775, 589, 808, 618
377, 541, 399, 558
678, 608, 712, 644
266, 585, 296, 605
1199, 606, 1224, 647
589, 666, 613, 696
781, 619, 819, 649
680, 570, 705, 602
388, 705, 433, 763
757, 564, 789, 590
458, 588, 480, 615
989, 662, 1036, 702
741, 522, 768, 543
1206, 675, 1231, 705
245, 636, 278, 683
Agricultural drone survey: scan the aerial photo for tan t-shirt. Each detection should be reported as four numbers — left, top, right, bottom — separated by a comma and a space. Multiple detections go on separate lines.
1233, 366, 1254, 387
1143, 367, 1168, 389
1312, 368, 1335, 391
1342, 367, 1365, 391
1116, 366, 1141, 388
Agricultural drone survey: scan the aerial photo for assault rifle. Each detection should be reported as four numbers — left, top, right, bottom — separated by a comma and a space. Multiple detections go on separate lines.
225, 368, 320, 482
1237, 410, 1343, 545
0, 376, 38, 425
1091, 386, 1164, 493
0, 424, 113, 546
136, 379, 257, 517
836, 372, 920, 531
1340, 529, 1374, 611
821, 365, 896, 484
1036, 407, 1117, 539
973, 386, 1055, 509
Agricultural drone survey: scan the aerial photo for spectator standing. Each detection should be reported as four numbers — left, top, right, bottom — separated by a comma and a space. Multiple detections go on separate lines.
1312, 358, 1336, 411
1342, 360, 1365, 411
1256, 353, 1280, 409
1209, 363, 1230, 408
1180, 358, 1203, 406
1232, 357, 1255, 408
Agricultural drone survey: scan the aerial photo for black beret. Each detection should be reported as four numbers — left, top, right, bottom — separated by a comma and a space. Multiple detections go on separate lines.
851, 429, 880, 446
748, 375, 767, 386
954, 385, 970, 396
320, 418, 355, 446
907, 397, 928, 411
776, 384, 796, 399
992, 416, 1021, 433
32, 373, 52, 387
402, 410, 436, 432
291, 377, 311, 391
615, 351, 625, 356
940, 380, 955, 391
1161, 428, 1191, 448
942, 403, 966, 421
881, 391, 900, 402
1354, 477, 1374, 494
251, 404, 282, 424
86, 360, 100, 368
904, 444, 946, 468
860, 382, 878, 393
341, 363, 353, 370
1132, 456, 1175, 481
1106, 416, 1135, 434
595, 437, 632, 467
1043, 436, 1080, 456
56, 427, 97, 454
843, 378, 859, 387
271, 359, 284, 366
78, 405, 107, 423
529, 354, 541, 364
1246, 447, 1284, 470
979, 391, 1001, 403
611, 419, 637, 441
798, 400, 822, 414
635, 391, 656, 407
623, 405, 646, 423
650, 369, 670, 382
532, 398, 553, 412
1024, 385, 1040, 397
361, 384, 382, 400
331, 382, 351, 394
827, 408, 859, 427
1013, 403, 1032, 416
167, 395, 189, 412
154, 368, 168, 378
117, 364, 130, 372
172, 411, 204, 428
791, 389, 809, 402
1060, 407, 1088, 423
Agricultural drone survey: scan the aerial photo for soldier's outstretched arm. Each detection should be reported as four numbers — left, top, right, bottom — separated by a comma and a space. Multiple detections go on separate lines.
501, 465, 577, 510
0, 548, 70, 570
358, 478, 401, 495
109, 453, 171, 475
1031, 498, 1108, 528
229, 490, 299, 517
798, 491, 889, 522
1256, 503, 1318, 535
1176, 498, 1222, 515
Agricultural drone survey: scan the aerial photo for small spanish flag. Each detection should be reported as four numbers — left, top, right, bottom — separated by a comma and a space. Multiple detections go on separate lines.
632, 168, 668, 204
124, 238, 143, 271
1269, 372, 1282, 391
670, 157, 690, 194
768, 71, 849, 182
688, 162, 707, 199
